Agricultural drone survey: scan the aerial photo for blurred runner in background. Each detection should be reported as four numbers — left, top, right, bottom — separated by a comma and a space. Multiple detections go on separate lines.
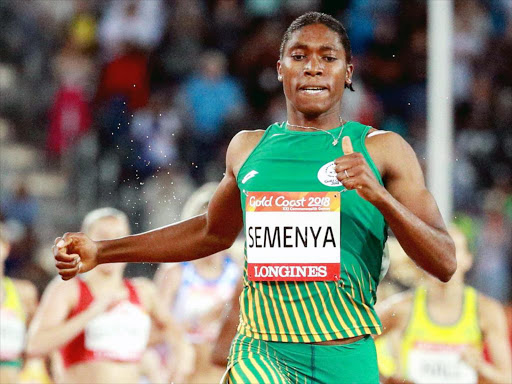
27, 208, 193, 384
0, 225, 50, 384
155, 183, 240, 383
377, 227, 512, 384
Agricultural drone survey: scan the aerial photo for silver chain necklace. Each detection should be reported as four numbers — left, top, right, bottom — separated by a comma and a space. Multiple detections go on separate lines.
286, 117, 346, 146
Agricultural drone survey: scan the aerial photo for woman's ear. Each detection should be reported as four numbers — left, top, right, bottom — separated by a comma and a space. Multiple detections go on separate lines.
277, 60, 283, 82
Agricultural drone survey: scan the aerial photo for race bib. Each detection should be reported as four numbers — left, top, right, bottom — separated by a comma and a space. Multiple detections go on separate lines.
246, 192, 341, 281
0, 308, 25, 360
85, 302, 151, 361
407, 343, 477, 384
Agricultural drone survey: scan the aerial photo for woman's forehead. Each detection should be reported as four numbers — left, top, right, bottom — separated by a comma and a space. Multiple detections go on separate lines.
285, 24, 343, 52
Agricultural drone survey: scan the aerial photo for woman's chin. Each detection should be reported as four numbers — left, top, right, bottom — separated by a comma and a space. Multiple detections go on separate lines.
292, 98, 337, 117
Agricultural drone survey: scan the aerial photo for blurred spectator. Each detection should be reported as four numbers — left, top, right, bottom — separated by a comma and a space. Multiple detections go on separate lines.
233, 19, 283, 112
141, 167, 195, 231
265, 94, 287, 126
150, 0, 205, 85
46, 86, 92, 162
1, 182, 39, 229
54, 37, 95, 93
452, 151, 479, 211
98, 0, 166, 58
210, 0, 246, 56
453, 0, 491, 105
345, 0, 377, 55
96, 48, 150, 112
470, 188, 512, 302
46, 36, 94, 163
130, 90, 183, 180
363, 13, 406, 119
0, 183, 48, 290
491, 22, 512, 92
181, 50, 245, 182
245, 0, 280, 17
341, 73, 383, 128
67, 0, 99, 53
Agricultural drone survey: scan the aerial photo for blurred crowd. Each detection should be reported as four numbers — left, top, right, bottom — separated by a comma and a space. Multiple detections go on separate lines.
0, 0, 511, 365
0, 1, 512, 383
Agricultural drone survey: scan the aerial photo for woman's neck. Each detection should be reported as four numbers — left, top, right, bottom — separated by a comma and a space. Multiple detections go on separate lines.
427, 276, 465, 302
86, 271, 123, 290
286, 109, 343, 131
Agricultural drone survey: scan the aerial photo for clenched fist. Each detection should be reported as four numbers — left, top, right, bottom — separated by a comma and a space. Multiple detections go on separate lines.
335, 136, 386, 204
52, 233, 98, 280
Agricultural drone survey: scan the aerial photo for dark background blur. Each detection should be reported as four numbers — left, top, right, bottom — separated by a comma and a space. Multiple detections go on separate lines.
0, 0, 510, 302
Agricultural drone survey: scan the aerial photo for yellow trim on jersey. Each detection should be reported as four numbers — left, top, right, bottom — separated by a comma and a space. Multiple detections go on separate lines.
400, 286, 482, 377
1, 278, 25, 321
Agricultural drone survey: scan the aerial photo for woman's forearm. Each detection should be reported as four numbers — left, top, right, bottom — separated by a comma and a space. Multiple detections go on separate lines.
373, 190, 456, 282
27, 306, 103, 357
477, 361, 512, 384
97, 214, 233, 265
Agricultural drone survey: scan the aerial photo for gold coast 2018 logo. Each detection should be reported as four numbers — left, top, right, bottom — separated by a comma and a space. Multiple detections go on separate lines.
318, 161, 342, 187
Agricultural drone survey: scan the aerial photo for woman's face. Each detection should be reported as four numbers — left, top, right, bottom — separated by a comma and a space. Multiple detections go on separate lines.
277, 23, 353, 118
87, 217, 129, 277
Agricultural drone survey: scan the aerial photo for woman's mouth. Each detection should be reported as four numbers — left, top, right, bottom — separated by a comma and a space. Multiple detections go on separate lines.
299, 86, 328, 95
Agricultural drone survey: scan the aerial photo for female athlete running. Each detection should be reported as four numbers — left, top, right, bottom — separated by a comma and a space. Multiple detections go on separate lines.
30, 208, 193, 383
52, 12, 455, 383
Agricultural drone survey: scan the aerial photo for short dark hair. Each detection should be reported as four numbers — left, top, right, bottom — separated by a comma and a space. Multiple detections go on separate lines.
280, 12, 354, 91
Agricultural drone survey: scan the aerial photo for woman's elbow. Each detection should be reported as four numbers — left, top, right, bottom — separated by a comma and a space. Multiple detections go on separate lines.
438, 240, 457, 283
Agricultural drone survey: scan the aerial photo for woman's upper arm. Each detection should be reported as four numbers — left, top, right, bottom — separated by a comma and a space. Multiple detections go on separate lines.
368, 132, 447, 231
479, 296, 512, 379
154, 265, 182, 311
135, 278, 182, 335
204, 130, 264, 246
27, 278, 76, 334
375, 291, 412, 337
13, 279, 38, 321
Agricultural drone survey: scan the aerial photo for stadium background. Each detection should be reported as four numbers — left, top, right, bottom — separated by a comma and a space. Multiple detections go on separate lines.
0, 0, 511, 376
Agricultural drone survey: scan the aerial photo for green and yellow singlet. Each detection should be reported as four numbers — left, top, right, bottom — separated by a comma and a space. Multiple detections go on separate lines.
400, 286, 482, 384
236, 121, 388, 343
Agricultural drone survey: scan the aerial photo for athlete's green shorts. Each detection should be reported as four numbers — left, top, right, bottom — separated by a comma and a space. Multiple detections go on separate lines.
225, 333, 379, 384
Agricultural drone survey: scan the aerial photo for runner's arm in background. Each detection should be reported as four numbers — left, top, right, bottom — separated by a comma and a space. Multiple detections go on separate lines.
154, 264, 183, 315
52, 131, 262, 279
336, 133, 456, 282
375, 292, 415, 384
13, 279, 38, 323
211, 277, 244, 367
26, 278, 125, 357
374, 291, 412, 338
462, 296, 512, 384
133, 278, 195, 383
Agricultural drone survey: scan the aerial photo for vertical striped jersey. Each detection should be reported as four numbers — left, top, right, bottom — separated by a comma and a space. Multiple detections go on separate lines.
236, 121, 387, 342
